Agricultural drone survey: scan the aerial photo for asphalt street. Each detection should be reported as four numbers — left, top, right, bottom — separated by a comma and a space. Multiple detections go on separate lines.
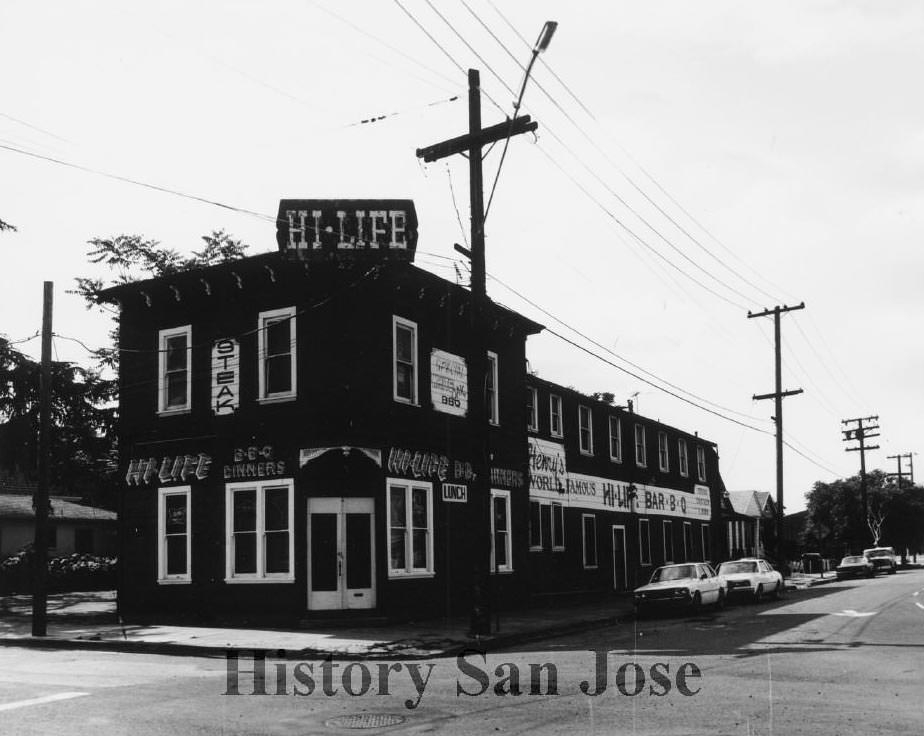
1, 570, 922, 735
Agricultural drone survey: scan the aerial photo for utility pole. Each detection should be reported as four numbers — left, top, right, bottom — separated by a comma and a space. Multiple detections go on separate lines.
748, 302, 804, 565
885, 451, 913, 487
842, 416, 880, 547
32, 281, 53, 637
416, 70, 540, 636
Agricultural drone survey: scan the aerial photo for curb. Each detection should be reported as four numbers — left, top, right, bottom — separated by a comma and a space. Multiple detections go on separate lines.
0, 611, 631, 661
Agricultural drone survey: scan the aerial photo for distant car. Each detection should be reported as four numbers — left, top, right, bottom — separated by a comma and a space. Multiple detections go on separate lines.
716, 558, 784, 603
863, 546, 898, 575
633, 562, 725, 616
836, 555, 874, 579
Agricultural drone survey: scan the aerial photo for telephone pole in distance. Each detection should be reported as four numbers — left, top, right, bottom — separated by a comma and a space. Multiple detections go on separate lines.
748, 302, 804, 564
842, 415, 880, 546
885, 451, 913, 487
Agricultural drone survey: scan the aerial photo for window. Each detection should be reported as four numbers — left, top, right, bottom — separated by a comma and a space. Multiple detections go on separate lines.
683, 522, 694, 562
550, 395, 563, 437
609, 417, 622, 462
258, 307, 296, 401
579, 405, 593, 454
634, 424, 647, 467
552, 502, 565, 550
158, 487, 191, 582
527, 387, 538, 432
658, 432, 669, 472
701, 525, 711, 562
639, 519, 651, 566
491, 490, 512, 572
158, 325, 191, 414
678, 440, 689, 477
696, 446, 707, 482
487, 351, 499, 425
529, 501, 542, 549
582, 514, 598, 569
393, 316, 418, 405
226, 480, 294, 581
75, 528, 94, 554
663, 520, 674, 563
387, 480, 434, 577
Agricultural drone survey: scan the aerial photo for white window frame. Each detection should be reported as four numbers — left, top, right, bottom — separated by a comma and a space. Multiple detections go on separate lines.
487, 351, 499, 426
257, 306, 297, 403
658, 431, 669, 472
157, 486, 191, 583
551, 501, 565, 551
386, 478, 434, 578
678, 439, 689, 477
638, 518, 651, 566
490, 489, 513, 573
225, 479, 295, 583
578, 405, 593, 455
392, 316, 418, 406
582, 514, 598, 569
549, 394, 563, 438
527, 386, 538, 432
609, 416, 622, 462
663, 520, 674, 564
634, 424, 647, 468
157, 325, 191, 415
696, 445, 707, 482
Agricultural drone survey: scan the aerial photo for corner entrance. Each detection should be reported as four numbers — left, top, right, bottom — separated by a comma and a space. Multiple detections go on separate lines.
308, 497, 376, 610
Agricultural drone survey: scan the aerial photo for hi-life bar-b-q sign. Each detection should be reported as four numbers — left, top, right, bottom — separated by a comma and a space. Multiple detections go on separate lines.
276, 199, 418, 260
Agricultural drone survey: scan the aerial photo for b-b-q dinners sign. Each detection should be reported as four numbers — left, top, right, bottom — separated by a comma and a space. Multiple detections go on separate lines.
277, 199, 419, 260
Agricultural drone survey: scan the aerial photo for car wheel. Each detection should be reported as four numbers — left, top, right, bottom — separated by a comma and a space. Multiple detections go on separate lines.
691, 592, 702, 613
773, 581, 783, 599
753, 584, 764, 604
716, 589, 726, 611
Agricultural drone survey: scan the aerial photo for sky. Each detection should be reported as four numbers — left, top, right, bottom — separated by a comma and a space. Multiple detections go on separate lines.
2, 0, 922, 513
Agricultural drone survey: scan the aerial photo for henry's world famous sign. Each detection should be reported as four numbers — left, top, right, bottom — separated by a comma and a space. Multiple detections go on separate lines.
431, 349, 468, 417
277, 199, 418, 260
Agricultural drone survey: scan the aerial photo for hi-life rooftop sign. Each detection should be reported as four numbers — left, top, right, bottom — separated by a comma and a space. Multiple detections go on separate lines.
277, 199, 418, 261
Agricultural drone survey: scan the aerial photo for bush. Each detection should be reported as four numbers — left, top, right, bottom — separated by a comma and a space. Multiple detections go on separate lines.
0, 545, 116, 594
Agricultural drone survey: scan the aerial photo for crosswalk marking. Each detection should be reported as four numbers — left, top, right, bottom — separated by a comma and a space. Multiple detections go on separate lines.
0, 692, 88, 712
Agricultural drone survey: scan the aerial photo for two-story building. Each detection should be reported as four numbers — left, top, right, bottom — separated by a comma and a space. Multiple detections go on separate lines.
101, 197, 729, 625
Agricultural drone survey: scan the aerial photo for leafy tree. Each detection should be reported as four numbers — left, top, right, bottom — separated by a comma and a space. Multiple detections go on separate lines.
0, 218, 16, 232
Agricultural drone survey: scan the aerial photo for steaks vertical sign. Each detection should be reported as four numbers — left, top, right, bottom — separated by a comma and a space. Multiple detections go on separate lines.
212, 338, 239, 415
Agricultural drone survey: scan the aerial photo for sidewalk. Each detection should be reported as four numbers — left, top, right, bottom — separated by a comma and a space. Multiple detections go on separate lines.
0, 591, 630, 660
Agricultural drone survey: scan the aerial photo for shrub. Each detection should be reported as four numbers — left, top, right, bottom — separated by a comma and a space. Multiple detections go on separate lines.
0, 545, 117, 594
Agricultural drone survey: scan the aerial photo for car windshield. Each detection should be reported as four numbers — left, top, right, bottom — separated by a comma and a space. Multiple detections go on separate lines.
841, 556, 864, 564
718, 561, 757, 574
865, 549, 892, 558
651, 565, 696, 582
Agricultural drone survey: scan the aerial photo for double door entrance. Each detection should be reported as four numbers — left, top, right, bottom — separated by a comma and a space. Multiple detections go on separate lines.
308, 497, 376, 610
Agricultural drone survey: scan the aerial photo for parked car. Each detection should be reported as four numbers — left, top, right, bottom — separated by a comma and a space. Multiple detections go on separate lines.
633, 562, 725, 616
715, 558, 784, 602
835, 555, 874, 579
863, 546, 898, 575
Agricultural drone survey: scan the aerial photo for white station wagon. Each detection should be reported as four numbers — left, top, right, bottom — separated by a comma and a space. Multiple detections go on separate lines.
716, 558, 784, 602
633, 562, 726, 616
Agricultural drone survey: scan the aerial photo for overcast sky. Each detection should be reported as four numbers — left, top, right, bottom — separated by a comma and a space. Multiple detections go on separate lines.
2, 1, 921, 512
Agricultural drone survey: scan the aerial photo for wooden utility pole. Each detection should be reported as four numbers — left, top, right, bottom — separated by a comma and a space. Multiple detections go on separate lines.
32, 281, 53, 637
748, 302, 804, 564
842, 416, 880, 547
886, 452, 913, 487
417, 70, 538, 636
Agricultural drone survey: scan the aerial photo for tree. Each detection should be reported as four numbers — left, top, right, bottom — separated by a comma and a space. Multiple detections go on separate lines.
0, 218, 16, 233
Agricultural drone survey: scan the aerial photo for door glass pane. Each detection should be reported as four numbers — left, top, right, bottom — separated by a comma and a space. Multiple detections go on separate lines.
346, 513, 372, 589
311, 513, 338, 591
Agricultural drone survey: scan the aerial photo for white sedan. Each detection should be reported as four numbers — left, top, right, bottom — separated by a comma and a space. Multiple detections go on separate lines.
716, 558, 784, 603
633, 562, 725, 616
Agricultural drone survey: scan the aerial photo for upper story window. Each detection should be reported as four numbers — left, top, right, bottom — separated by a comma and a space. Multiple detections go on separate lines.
658, 431, 669, 472
258, 307, 296, 402
634, 424, 647, 467
487, 351, 499, 426
696, 445, 707, 482
609, 416, 622, 462
550, 394, 563, 438
527, 386, 538, 432
678, 440, 689, 477
158, 325, 191, 414
578, 405, 593, 455
393, 316, 418, 405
